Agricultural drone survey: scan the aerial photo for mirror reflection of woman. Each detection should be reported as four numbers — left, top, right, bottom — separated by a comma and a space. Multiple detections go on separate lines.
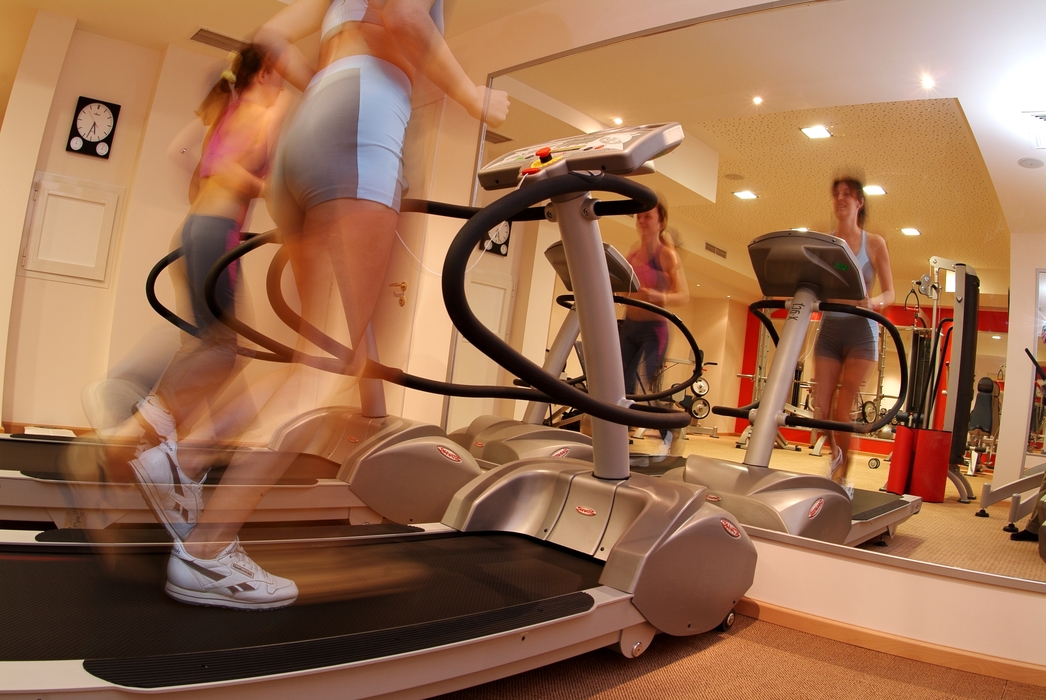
620, 199, 689, 451
813, 178, 894, 497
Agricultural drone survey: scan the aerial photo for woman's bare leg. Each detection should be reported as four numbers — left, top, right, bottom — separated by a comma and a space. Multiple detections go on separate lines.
830, 357, 876, 483
181, 198, 398, 558
813, 354, 843, 479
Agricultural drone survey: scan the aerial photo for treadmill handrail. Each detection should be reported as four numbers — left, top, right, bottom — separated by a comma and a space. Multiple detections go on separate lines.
555, 293, 705, 404
714, 301, 908, 435
442, 170, 690, 430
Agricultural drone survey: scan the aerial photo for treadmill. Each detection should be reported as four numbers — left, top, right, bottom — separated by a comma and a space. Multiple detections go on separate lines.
0, 123, 758, 698
664, 230, 922, 546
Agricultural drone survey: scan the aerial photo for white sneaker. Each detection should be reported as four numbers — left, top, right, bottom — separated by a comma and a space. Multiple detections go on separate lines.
134, 394, 177, 444
843, 483, 855, 500
166, 538, 298, 610
130, 440, 201, 541
657, 431, 674, 456
828, 445, 844, 478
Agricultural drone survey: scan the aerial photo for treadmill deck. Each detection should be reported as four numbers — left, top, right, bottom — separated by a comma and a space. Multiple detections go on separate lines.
0, 532, 604, 686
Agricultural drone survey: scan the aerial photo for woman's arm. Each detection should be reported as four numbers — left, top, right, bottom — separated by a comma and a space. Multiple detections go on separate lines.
867, 234, 895, 311
382, 0, 508, 126
656, 246, 690, 307
256, 0, 327, 91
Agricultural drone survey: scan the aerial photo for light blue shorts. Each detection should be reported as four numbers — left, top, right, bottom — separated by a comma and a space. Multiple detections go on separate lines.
269, 55, 412, 231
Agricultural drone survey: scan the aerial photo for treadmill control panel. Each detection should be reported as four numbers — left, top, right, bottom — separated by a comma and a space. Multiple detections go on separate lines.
748, 230, 867, 300
478, 122, 684, 190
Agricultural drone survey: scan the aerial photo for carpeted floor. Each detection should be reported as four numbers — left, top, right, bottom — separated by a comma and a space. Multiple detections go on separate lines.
438, 615, 1043, 699
638, 432, 1046, 583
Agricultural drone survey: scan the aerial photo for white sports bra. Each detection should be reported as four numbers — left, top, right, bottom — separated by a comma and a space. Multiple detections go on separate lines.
321, 0, 444, 42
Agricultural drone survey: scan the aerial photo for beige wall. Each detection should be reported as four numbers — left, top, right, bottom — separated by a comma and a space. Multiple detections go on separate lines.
0, 13, 83, 425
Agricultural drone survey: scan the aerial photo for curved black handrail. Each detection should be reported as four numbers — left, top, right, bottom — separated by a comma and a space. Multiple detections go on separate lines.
442, 171, 690, 430
713, 301, 909, 435
554, 294, 704, 404
145, 234, 287, 364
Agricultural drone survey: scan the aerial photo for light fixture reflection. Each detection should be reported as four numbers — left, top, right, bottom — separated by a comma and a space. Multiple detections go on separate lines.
801, 125, 832, 139
753, 96, 763, 105
733, 190, 758, 200
921, 75, 936, 89
864, 185, 886, 195
612, 117, 623, 125
901, 228, 921, 236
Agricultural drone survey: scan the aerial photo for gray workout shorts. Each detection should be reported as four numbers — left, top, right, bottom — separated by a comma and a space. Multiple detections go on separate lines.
268, 55, 412, 232
813, 313, 878, 362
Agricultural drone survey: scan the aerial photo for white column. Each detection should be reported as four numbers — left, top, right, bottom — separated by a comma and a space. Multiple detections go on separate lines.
0, 11, 76, 422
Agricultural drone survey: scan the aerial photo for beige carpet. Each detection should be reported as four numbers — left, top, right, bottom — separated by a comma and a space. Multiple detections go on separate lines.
438, 615, 1043, 699
638, 432, 1046, 582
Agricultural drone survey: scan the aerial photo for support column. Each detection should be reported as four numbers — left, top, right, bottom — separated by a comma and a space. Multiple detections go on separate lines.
0, 11, 76, 422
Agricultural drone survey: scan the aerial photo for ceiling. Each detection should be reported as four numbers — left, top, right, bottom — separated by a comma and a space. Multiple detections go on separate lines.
490, 0, 1046, 310
1, 0, 1043, 312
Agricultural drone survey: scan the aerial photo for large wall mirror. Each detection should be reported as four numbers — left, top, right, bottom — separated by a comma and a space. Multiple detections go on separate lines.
447, 0, 1046, 584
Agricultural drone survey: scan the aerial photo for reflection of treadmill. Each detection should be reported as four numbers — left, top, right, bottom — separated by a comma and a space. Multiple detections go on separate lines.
665, 231, 921, 546
1, 123, 757, 697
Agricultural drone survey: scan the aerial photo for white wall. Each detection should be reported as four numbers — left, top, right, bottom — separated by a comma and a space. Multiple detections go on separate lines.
3, 25, 160, 427
0, 11, 75, 425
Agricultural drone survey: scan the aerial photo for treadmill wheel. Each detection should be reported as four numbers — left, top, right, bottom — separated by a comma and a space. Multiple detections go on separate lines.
868, 457, 881, 469
861, 401, 878, 423
692, 377, 710, 396
718, 609, 736, 632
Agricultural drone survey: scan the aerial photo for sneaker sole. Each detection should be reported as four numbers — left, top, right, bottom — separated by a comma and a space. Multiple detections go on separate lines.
165, 582, 297, 610
129, 458, 196, 542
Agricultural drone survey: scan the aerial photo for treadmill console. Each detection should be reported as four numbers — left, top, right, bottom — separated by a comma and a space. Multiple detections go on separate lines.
478, 122, 684, 190
544, 241, 640, 293
748, 230, 867, 301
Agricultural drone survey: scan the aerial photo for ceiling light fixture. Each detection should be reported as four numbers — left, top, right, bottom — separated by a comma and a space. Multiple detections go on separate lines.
753, 96, 763, 105
612, 118, 623, 125
864, 185, 886, 195
921, 75, 935, 89
801, 125, 831, 139
733, 190, 758, 200
901, 227, 921, 236
992, 335, 1002, 340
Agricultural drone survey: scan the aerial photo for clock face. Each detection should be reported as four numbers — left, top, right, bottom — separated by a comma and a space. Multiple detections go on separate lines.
490, 222, 510, 244
77, 102, 114, 142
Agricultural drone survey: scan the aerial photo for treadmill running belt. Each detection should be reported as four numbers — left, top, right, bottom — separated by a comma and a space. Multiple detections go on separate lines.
851, 489, 908, 521
0, 533, 603, 666
86, 592, 595, 688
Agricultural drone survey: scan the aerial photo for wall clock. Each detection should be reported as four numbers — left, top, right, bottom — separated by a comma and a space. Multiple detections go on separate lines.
66, 96, 121, 159
479, 221, 511, 256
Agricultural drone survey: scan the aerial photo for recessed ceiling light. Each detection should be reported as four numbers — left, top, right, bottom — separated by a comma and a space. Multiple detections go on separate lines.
793, 227, 809, 232
992, 335, 1002, 340
733, 190, 758, 199
901, 228, 921, 236
864, 185, 886, 195
753, 96, 763, 105
921, 75, 935, 89
801, 125, 831, 139
724, 173, 744, 180
612, 118, 623, 125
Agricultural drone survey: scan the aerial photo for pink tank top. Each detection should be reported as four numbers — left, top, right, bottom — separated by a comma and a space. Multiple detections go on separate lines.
198, 99, 269, 180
